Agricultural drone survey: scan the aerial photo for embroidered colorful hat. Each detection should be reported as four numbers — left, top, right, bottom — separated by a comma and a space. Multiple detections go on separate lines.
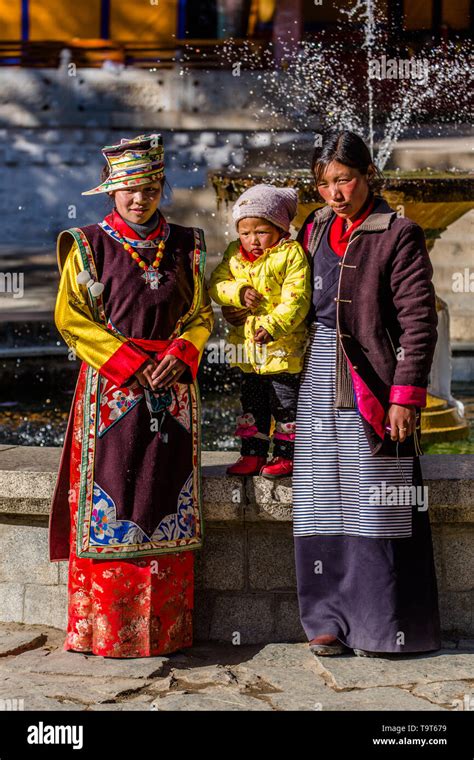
82, 133, 165, 196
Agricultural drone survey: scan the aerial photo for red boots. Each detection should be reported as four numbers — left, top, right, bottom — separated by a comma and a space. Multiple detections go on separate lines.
260, 456, 293, 478
226, 456, 267, 476
226, 455, 293, 478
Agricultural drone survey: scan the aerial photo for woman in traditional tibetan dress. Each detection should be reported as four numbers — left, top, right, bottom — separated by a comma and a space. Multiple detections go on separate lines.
293, 131, 441, 657
49, 134, 214, 658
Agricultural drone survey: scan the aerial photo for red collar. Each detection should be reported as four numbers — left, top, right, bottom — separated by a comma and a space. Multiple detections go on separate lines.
329, 196, 375, 257
105, 209, 166, 241
239, 232, 290, 262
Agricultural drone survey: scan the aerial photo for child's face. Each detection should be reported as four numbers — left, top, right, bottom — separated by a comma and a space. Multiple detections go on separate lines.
237, 218, 281, 255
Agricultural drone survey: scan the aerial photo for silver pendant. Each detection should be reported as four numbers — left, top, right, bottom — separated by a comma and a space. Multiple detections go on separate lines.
142, 269, 162, 289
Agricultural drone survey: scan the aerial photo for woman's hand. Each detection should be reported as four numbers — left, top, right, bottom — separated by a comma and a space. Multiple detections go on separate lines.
221, 304, 250, 327
254, 327, 273, 344
384, 403, 417, 443
151, 355, 188, 389
135, 359, 158, 389
240, 286, 263, 311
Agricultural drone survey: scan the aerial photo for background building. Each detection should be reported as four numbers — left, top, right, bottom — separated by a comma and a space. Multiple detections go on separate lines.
0, 0, 471, 66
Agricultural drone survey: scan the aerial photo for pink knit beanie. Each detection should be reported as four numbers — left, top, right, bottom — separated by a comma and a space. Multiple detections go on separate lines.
232, 184, 298, 232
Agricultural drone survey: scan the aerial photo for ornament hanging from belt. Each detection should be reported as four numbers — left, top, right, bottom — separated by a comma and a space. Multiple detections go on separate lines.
144, 386, 176, 443
144, 387, 183, 443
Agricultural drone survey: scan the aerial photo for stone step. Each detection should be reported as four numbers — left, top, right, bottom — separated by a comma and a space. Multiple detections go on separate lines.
0, 319, 60, 345
388, 138, 474, 172
432, 263, 474, 280
432, 291, 474, 311
433, 287, 473, 303
0, 447, 473, 642
450, 313, 474, 338
432, 265, 473, 283
452, 355, 474, 382
430, 241, 474, 264
430, 209, 473, 240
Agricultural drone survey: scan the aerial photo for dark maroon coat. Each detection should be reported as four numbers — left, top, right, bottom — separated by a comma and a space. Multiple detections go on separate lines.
298, 196, 438, 450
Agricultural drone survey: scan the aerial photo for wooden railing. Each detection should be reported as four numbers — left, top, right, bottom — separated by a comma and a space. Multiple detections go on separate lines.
0, 38, 269, 68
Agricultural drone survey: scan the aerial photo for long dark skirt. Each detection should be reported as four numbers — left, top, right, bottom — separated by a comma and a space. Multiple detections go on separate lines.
293, 322, 441, 653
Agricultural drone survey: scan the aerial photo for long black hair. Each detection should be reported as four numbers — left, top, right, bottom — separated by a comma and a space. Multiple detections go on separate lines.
311, 131, 383, 193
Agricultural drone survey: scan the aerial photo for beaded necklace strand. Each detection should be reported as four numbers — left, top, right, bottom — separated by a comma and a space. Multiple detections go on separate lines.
116, 231, 166, 289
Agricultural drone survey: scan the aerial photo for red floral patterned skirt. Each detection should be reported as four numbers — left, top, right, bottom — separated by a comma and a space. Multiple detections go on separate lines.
64, 367, 194, 658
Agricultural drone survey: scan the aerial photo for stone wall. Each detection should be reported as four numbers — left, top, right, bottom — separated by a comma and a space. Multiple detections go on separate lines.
0, 66, 280, 251
0, 123, 246, 254
0, 66, 472, 255
0, 446, 472, 644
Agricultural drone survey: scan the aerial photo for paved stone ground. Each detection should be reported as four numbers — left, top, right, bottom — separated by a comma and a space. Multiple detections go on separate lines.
0, 624, 473, 712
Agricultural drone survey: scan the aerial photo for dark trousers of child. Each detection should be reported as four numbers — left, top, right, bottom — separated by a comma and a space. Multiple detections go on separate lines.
236, 371, 300, 459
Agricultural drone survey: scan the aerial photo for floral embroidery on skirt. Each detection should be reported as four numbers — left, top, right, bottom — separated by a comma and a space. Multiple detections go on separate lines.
64, 366, 194, 658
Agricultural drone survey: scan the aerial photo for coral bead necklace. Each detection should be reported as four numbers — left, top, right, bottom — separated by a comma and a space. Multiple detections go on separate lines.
118, 233, 166, 289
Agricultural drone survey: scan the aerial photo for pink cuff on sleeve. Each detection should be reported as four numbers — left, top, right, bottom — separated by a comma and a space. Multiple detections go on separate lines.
100, 342, 149, 387
165, 338, 200, 381
389, 385, 427, 407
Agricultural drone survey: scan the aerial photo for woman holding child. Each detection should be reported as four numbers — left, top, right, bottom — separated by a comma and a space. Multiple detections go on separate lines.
292, 131, 441, 657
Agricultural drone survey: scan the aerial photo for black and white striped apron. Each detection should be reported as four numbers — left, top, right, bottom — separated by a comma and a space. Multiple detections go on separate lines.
293, 322, 441, 653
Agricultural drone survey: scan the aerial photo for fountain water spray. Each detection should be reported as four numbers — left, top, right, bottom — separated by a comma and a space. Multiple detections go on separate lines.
340, 0, 377, 157
200, 0, 471, 170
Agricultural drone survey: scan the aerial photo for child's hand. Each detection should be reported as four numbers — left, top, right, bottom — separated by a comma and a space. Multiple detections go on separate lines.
221, 305, 250, 326
254, 327, 273, 344
240, 286, 263, 310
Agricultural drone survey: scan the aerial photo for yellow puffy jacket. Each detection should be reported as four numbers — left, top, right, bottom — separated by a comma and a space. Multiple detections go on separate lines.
209, 238, 311, 374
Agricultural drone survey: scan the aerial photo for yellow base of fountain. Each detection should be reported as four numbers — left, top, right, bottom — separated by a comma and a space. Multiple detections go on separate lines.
421, 393, 470, 443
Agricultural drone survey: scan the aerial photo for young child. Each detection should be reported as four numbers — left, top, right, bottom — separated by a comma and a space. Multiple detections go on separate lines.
209, 184, 311, 478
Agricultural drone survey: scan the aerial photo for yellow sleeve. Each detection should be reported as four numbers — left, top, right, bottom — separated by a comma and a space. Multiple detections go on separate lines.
208, 242, 249, 308
258, 243, 311, 340
179, 284, 214, 357
55, 240, 150, 385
